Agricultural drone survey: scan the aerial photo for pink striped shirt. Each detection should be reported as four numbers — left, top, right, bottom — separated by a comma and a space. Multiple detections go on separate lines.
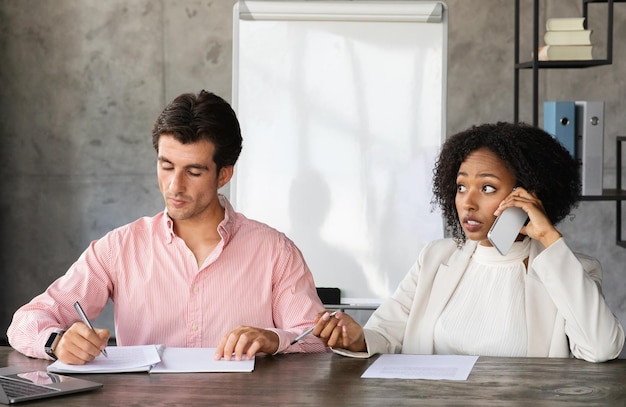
8, 195, 328, 359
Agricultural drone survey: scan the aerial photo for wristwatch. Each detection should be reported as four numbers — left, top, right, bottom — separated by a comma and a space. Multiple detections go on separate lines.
44, 330, 65, 360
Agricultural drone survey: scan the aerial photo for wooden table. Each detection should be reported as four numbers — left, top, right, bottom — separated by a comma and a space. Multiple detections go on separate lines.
1, 347, 625, 406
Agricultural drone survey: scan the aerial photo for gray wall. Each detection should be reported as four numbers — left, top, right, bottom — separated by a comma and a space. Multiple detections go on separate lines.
1, 1, 625, 358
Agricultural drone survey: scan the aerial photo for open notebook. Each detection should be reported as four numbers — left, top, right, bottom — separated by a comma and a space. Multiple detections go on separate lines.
47, 345, 255, 374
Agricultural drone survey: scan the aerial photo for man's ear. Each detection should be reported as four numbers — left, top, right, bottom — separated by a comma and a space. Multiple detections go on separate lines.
218, 166, 234, 189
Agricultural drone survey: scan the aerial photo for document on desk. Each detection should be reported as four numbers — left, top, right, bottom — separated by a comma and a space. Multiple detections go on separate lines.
361, 354, 479, 380
150, 347, 254, 373
47, 345, 162, 374
47, 346, 255, 374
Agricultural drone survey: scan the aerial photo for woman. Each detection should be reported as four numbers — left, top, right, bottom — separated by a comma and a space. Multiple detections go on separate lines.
313, 121, 624, 362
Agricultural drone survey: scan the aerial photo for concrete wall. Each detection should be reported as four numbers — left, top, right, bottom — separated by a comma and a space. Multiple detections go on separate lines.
1, 1, 624, 357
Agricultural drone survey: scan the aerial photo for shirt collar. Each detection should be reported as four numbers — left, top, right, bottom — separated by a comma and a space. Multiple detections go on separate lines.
162, 209, 175, 243
161, 194, 236, 245
217, 194, 235, 245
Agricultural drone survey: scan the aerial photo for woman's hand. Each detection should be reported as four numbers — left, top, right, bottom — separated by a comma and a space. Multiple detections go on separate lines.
312, 311, 367, 352
494, 187, 562, 248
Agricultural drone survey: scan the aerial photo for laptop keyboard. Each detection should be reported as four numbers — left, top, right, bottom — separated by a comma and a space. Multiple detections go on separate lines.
0, 376, 58, 399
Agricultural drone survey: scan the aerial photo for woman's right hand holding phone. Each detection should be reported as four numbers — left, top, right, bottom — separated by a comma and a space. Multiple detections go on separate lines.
495, 187, 562, 248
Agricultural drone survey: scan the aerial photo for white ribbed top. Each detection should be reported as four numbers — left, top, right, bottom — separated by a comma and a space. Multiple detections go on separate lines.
434, 238, 531, 357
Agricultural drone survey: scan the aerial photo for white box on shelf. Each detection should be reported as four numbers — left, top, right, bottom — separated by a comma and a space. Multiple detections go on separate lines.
575, 101, 604, 196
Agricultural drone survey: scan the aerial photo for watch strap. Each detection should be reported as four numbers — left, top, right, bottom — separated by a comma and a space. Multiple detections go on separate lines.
44, 330, 65, 360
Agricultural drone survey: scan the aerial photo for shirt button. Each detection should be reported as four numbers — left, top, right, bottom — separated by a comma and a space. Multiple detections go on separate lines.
191, 324, 198, 331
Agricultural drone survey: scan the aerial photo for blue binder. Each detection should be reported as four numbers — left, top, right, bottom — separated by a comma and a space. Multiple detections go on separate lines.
543, 101, 576, 158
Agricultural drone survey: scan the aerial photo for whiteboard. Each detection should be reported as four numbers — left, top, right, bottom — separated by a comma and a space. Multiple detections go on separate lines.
231, 1, 447, 304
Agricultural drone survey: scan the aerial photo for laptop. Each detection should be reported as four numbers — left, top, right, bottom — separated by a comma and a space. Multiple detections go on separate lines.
0, 367, 102, 404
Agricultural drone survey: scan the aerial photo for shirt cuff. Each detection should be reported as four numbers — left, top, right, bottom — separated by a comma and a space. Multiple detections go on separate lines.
266, 328, 286, 354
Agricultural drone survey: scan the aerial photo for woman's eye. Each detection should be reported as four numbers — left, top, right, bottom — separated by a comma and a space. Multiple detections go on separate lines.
483, 185, 496, 193
457, 184, 466, 192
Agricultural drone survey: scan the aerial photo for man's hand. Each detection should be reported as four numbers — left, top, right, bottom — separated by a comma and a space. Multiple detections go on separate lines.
214, 326, 279, 361
54, 322, 110, 365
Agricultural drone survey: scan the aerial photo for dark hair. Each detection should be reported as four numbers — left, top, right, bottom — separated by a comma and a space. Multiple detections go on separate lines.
152, 90, 243, 171
432, 121, 581, 243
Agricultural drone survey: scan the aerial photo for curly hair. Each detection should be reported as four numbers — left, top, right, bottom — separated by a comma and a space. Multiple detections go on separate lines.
432, 121, 581, 243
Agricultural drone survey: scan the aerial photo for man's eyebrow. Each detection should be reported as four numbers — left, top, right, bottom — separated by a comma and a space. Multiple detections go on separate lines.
157, 156, 209, 171
185, 163, 210, 171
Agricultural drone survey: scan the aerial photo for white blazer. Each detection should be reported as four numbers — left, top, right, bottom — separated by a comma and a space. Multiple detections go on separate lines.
336, 238, 624, 362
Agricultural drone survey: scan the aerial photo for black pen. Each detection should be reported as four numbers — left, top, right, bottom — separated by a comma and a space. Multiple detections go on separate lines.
290, 311, 337, 345
73, 301, 108, 358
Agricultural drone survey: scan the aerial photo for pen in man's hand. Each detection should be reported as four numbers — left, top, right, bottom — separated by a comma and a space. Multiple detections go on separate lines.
290, 311, 337, 345
73, 301, 108, 358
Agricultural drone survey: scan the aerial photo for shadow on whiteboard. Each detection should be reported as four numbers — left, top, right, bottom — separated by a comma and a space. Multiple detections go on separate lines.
288, 168, 369, 298
285, 157, 442, 302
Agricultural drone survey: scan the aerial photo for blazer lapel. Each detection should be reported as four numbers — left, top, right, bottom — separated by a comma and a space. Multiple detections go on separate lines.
418, 240, 478, 349
525, 240, 557, 356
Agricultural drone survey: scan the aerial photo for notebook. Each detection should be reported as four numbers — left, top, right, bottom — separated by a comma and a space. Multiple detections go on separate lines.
47, 345, 255, 374
0, 367, 102, 404
47, 345, 161, 374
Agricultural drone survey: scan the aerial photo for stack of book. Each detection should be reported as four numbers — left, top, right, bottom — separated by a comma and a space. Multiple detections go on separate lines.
538, 17, 593, 61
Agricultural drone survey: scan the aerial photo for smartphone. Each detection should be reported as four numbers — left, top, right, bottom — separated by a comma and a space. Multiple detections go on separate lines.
487, 207, 528, 256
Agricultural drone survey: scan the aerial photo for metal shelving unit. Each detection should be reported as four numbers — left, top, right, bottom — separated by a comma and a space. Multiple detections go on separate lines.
513, 0, 626, 247
514, 0, 618, 126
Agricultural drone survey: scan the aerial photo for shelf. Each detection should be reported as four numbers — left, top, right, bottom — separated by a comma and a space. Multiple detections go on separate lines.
516, 60, 612, 69
584, 0, 626, 4
513, 0, 617, 125
580, 189, 626, 201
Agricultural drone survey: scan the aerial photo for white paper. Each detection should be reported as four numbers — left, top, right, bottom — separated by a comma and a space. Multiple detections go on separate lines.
150, 347, 254, 373
47, 345, 161, 374
361, 354, 478, 380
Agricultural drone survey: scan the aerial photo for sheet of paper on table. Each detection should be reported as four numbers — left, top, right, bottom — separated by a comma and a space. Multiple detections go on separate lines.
361, 354, 479, 380
150, 347, 254, 373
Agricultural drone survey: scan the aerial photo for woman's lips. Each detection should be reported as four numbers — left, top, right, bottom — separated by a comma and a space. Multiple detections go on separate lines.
463, 216, 483, 233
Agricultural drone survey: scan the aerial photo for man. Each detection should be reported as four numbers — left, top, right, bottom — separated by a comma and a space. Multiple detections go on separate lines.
7, 90, 328, 364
